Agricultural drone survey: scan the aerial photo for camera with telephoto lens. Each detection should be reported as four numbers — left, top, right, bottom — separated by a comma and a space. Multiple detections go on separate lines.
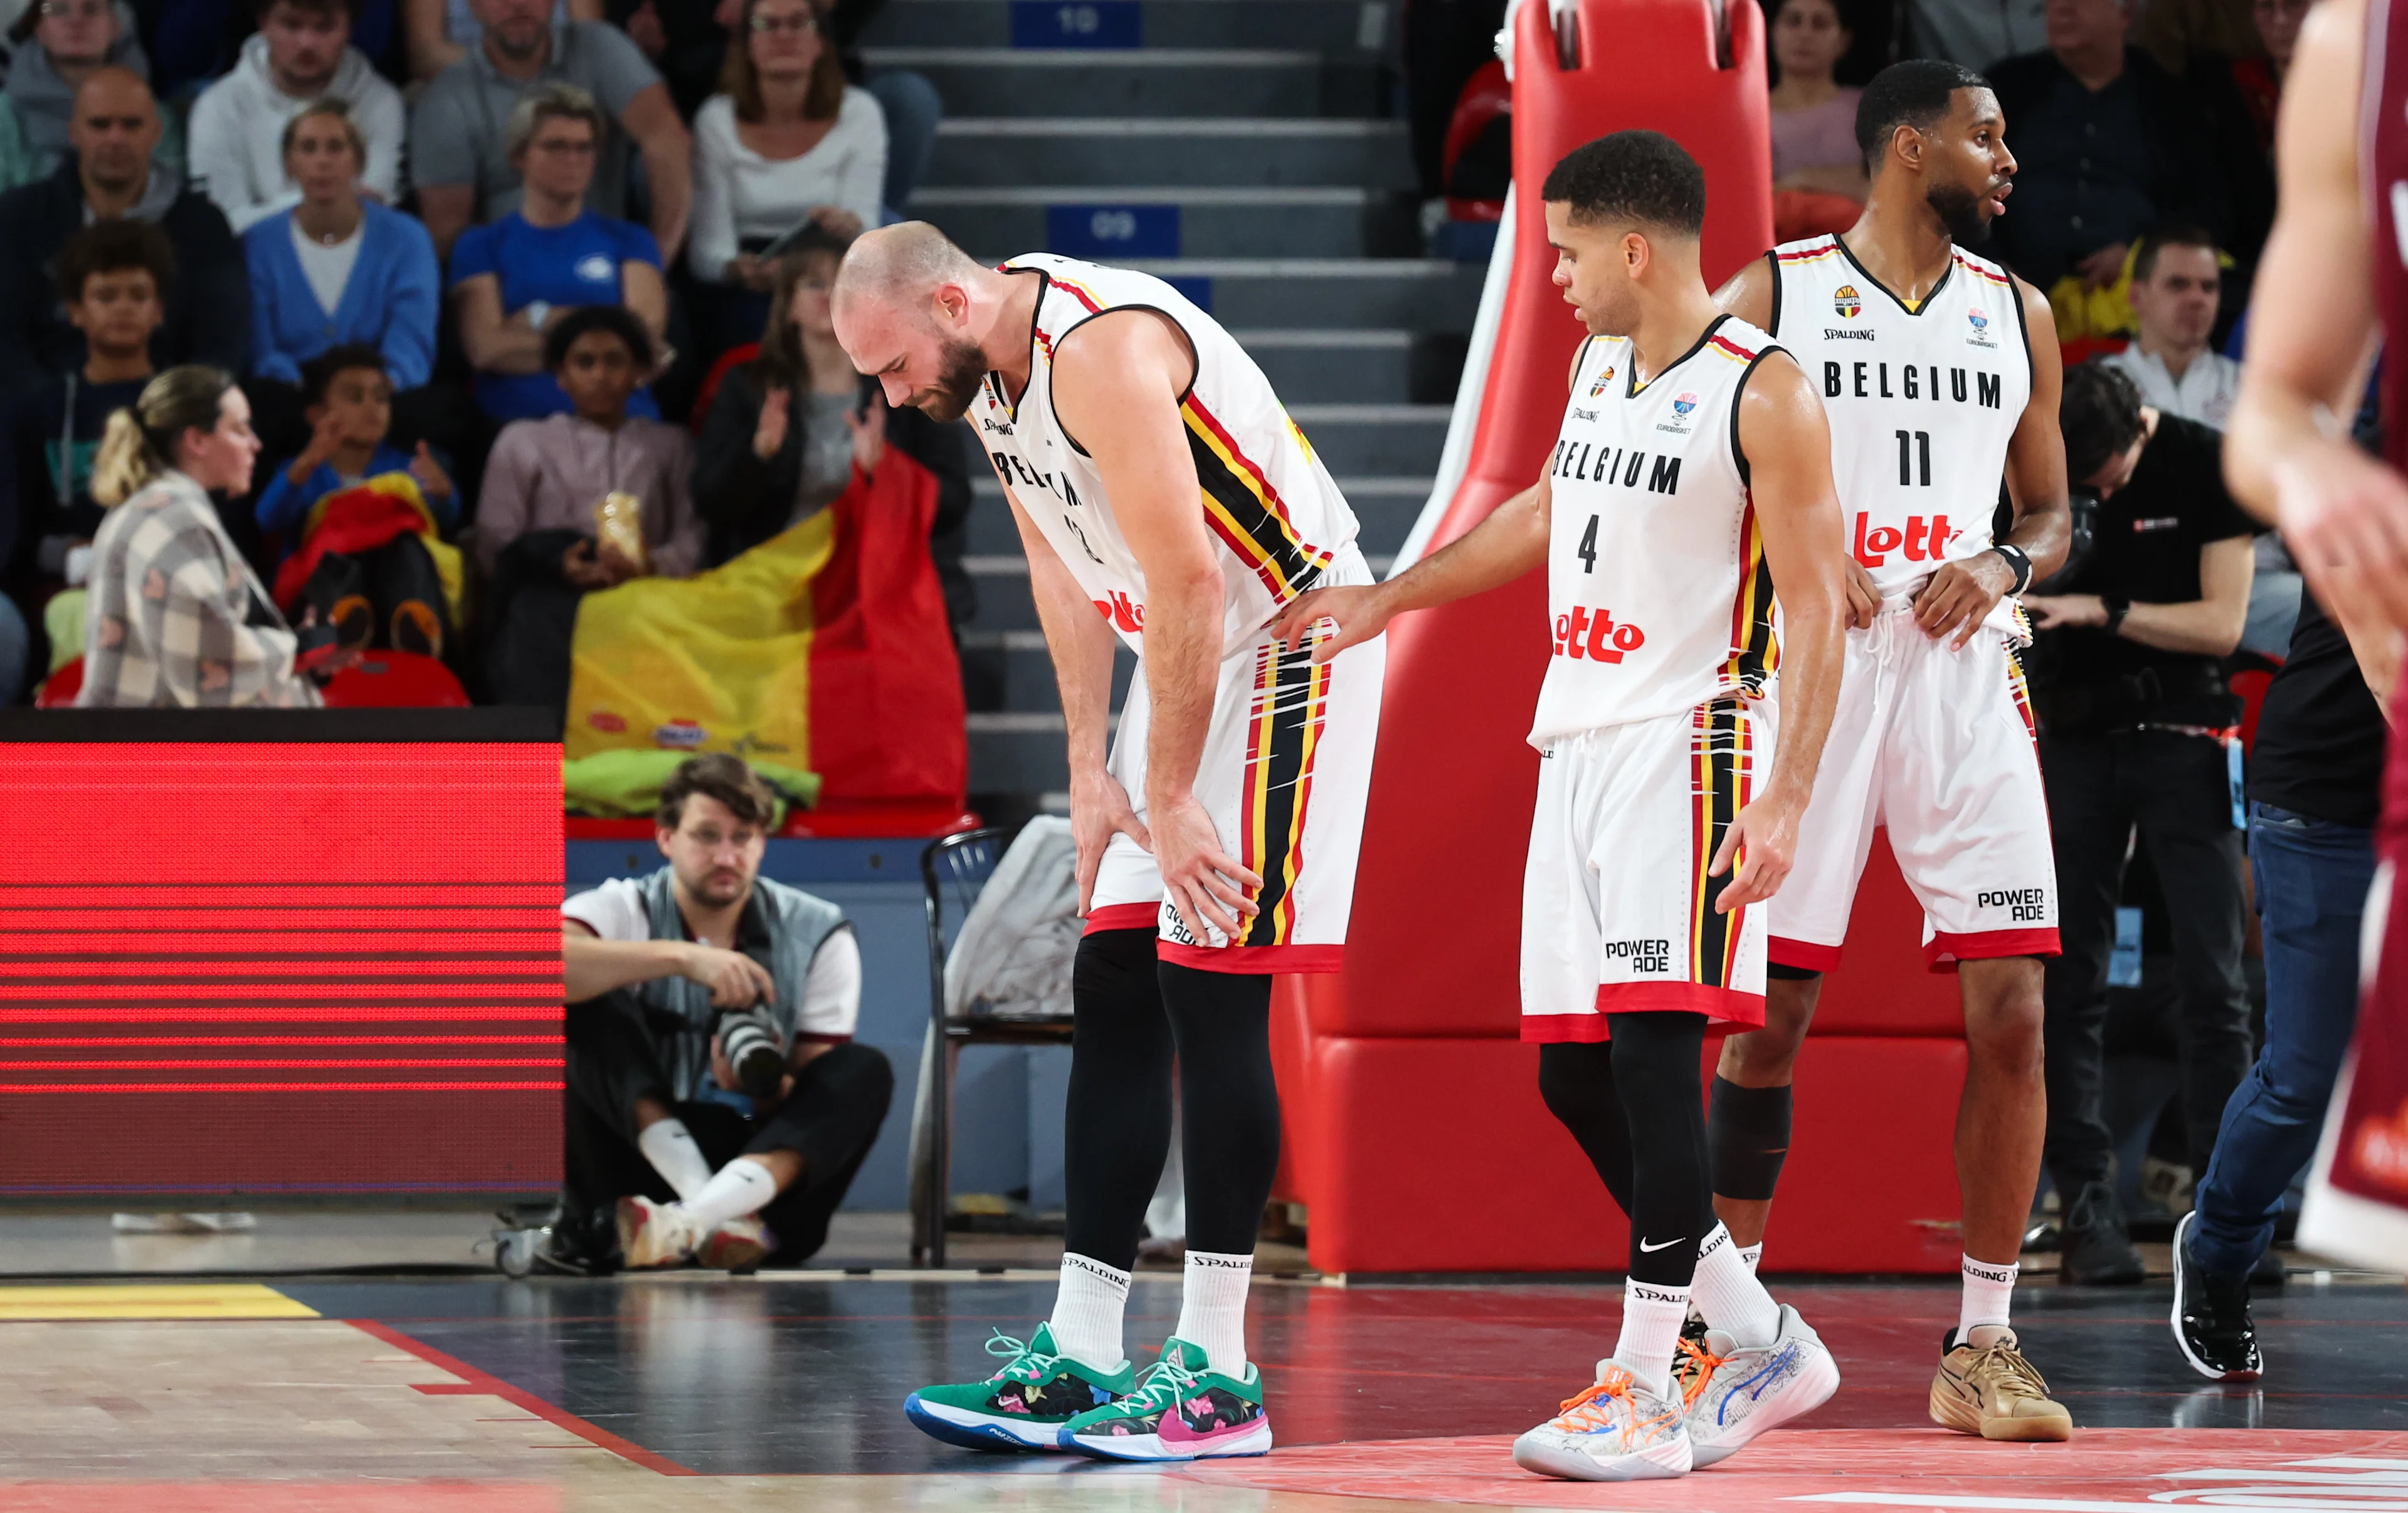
715, 1004, 787, 1100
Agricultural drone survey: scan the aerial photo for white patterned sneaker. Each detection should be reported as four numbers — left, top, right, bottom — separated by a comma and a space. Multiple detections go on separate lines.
1679, 1304, 1841, 1467
616, 1196, 702, 1269
1511, 1364, 1692, 1482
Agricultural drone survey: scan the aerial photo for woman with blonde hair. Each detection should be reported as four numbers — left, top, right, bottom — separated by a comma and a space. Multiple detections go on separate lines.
80, 366, 322, 707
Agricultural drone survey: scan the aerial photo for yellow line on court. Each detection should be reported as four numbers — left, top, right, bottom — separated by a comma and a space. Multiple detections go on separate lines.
0, 1284, 319, 1321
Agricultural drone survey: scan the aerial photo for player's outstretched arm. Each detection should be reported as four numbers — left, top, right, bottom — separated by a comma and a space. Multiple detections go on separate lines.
2226, 0, 2408, 636
1270, 470, 1553, 662
1913, 275, 2071, 645
1713, 350, 1849, 911
1051, 309, 1262, 946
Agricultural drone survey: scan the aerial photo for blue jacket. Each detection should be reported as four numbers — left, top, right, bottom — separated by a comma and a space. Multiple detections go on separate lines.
244, 201, 440, 391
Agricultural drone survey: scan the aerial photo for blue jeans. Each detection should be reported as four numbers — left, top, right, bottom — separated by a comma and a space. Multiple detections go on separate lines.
2187, 801, 2375, 1275
866, 70, 943, 216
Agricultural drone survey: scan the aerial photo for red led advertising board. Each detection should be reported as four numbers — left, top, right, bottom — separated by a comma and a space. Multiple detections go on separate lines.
0, 710, 562, 1198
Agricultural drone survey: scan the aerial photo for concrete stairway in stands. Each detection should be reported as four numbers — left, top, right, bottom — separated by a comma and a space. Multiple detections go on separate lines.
859, 0, 1485, 804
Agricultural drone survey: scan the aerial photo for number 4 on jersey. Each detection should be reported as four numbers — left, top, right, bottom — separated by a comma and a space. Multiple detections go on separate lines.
1577, 514, 1599, 573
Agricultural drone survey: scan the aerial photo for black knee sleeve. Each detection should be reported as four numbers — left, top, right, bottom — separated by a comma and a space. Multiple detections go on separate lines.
1707, 1074, 1792, 1201
1159, 962, 1279, 1257
1062, 928, 1175, 1270
1536, 1041, 1635, 1215
1765, 961, 1822, 981
1602, 1013, 1711, 1286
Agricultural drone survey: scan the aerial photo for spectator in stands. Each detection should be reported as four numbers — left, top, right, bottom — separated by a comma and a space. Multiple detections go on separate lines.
0, 70, 247, 411
6, 219, 166, 679
0, 0, 175, 192
477, 304, 697, 706
1903, 0, 2041, 70
2230, 0, 2305, 150
186, 0, 406, 235
1768, 0, 1866, 243
243, 101, 441, 459
806, 0, 939, 218
452, 83, 668, 426
614, 0, 732, 117
2101, 227, 2241, 427
256, 344, 453, 544
550, 753, 892, 1273
409, 0, 690, 260
1986, 0, 2230, 294
688, 0, 880, 362
401, 0, 594, 81
2023, 361, 2256, 1285
694, 235, 974, 625
77, 364, 323, 706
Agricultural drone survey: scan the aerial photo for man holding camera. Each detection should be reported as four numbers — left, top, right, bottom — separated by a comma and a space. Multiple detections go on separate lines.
552, 754, 894, 1272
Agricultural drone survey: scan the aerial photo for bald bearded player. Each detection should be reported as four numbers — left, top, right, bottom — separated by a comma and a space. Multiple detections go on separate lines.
833, 224, 1384, 1462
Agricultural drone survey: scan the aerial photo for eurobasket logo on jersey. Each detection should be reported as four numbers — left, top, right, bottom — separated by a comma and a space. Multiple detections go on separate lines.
1967, 307, 1997, 348
1672, 393, 1699, 416
1833, 285, 1862, 318
1590, 366, 1615, 397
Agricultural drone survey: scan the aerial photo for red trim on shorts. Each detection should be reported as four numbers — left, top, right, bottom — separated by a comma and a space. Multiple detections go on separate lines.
1768, 936, 1843, 971
1158, 941, 1343, 974
1520, 983, 1768, 1041
1925, 927, 2060, 972
1082, 904, 1159, 936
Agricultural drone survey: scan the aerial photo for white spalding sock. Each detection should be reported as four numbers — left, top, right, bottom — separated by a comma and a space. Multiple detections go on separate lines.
678, 1157, 777, 1230
636, 1119, 712, 1201
1959, 1254, 2019, 1339
1738, 1243, 1764, 1276
1049, 1253, 1132, 1371
1610, 1280, 1694, 1400
1691, 1223, 1782, 1349
1174, 1250, 1255, 1374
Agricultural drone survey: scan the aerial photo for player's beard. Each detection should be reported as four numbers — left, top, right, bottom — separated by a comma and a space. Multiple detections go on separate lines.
1926, 182, 1993, 246
916, 337, 990, 423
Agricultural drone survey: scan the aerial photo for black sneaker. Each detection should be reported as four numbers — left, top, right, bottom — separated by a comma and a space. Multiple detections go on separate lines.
2170, 1212, 2261, 1381
2059, 1179, 2145, 1285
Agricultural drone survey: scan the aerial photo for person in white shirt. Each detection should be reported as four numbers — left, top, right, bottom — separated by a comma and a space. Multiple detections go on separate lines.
2101, 227, 2243, 428
687, 0, 883, 357
186, 0, 406, 234
553, 754, 893, 1274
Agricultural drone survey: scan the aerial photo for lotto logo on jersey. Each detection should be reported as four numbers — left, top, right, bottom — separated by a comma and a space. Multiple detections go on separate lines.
1553, 604, 1647, 663
1852, 512, 1954, 567
1589, 365, 1615, 396
1092, 591, 1146, 633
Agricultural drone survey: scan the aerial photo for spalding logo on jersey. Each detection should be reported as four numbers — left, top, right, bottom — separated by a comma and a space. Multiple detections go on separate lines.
1834, 285, 1862, 319
1967, 307, 1997, 348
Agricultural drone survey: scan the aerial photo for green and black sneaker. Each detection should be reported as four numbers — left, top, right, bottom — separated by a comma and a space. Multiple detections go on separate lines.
904, 1324, 1138, 1452
1057, 1336, 1274, 1461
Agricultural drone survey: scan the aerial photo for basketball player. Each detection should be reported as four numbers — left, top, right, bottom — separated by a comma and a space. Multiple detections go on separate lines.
2221, 0, 2408, 1275
1705, 60, 2075, 1441
1272, 131, 1849, 1482
830, 224, 1383, 1462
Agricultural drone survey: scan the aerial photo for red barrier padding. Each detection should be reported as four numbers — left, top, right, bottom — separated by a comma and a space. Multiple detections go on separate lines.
1288, 1032, 1966, 1275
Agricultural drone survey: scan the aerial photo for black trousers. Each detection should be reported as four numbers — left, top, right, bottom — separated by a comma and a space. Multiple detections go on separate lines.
2040, 728, 2253, 1198
562, 991, 894, 1265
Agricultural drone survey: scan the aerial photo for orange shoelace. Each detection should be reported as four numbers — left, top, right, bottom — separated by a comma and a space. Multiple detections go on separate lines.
1676, 1335, 1728, 1410
1549, 1367, 1677, 1450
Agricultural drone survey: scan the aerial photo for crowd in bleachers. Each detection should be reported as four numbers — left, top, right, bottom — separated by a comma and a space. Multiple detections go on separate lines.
0, 0, 963, 710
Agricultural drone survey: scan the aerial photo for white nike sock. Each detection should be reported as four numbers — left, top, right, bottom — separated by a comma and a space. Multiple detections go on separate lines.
1958, 1253, 2018, 1339
1173, 1250, 1255, 1374
1691, 1223, 1781, 1349
677, 1157, 777, 1230
1610, 1279, 1693, 1400
1048, 1253, 1131, 1371
1738, 1243, 1763, 1276
636, 1118, 711, 1201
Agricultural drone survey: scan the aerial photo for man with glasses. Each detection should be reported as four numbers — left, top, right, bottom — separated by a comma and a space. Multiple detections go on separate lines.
187, 0, 408, 234
0, 0, 167, 189
409, 0, 691, 260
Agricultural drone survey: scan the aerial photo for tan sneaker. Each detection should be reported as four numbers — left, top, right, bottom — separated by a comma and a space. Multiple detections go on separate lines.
1929, 1326, 2072, 1442
615, 1196, 700, 1269
696, 1215, 774, 1273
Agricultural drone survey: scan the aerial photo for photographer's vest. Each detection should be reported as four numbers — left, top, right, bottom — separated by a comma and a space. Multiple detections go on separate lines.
630, 867, 849, 1102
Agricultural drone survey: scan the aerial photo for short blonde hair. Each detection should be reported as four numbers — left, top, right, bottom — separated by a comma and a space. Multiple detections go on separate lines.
279, 97, 366, 166
505, 81, 605, 161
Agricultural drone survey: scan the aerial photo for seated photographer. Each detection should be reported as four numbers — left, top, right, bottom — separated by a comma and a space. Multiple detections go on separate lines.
555, 753, 892, 1272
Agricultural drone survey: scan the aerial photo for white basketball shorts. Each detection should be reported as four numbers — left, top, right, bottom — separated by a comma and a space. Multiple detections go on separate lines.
1766, 601, 2059, 972
1521, 697, 1775, 1041
1086, 546, 1386, 974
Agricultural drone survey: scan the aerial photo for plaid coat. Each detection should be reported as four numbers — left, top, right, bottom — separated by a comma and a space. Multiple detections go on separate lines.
76, 472, 320, 708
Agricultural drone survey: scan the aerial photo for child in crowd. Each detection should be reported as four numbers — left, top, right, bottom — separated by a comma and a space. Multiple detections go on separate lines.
256, 344, 455, 547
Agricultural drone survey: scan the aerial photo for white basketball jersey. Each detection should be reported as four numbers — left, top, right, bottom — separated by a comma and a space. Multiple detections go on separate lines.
968, 254, 1360, 656
1529, 315, 1781, 748
1767, 235, 2033, 623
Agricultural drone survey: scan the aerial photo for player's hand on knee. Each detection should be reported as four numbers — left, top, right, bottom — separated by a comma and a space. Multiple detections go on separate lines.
1069, 767, 1151, 916
681, 944, 776, 1007
1844, 558, 1883, 630
1149, 795, 1262, 944
1708, 797, 1802, 912
1270, 585, 1388, 662
1911, 552, 2013, 647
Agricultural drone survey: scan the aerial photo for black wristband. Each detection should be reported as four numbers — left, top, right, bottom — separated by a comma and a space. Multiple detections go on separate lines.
1989, 542, 2032, 594
2102, 593, 2130, 635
